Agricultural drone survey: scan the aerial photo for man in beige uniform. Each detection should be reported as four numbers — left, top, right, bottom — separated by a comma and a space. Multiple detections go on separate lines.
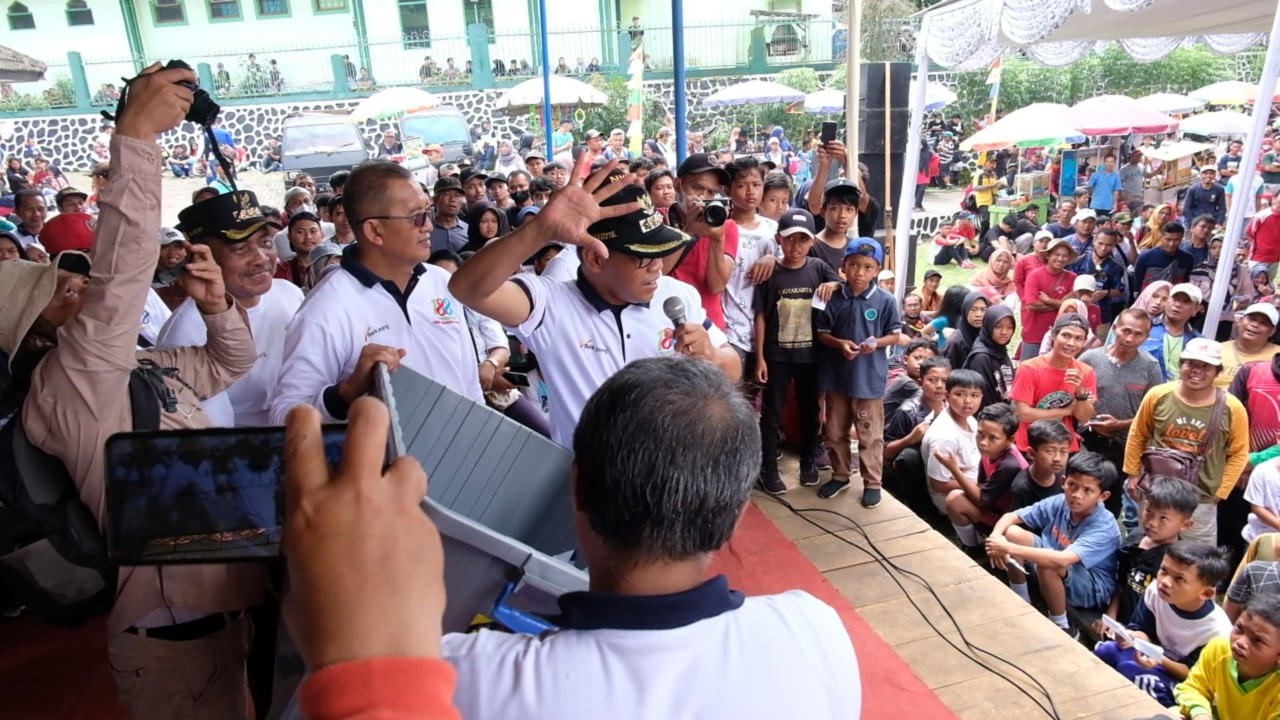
12, 66, 266, 718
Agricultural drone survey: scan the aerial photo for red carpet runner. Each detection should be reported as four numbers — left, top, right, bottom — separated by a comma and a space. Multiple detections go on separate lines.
710, 502, 957, 719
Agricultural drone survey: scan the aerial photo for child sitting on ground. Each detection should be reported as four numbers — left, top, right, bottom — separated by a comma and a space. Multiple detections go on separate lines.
1093, 477, 1199, 640
1009, 420, 1072, 510
1095, 542, 1233, 707
944, 402, 1026, 558
920, 369, 985, 515
986, 451, 1122, 636
1176, 594, 1280, 718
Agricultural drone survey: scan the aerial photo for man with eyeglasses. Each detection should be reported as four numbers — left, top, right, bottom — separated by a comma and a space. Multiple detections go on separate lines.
269, 161, 483, 425
449, 158, 742, 447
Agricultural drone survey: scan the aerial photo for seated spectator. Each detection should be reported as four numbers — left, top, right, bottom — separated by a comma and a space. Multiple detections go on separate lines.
168, 143, 195, 177
970, 248, 1016, 301
261, 138, 283, 173
945, 402, 1026, 558
1175, 594, 1280, 719
1093, 477, 1198, 639
962, 304, 1016, 407
1042, 200, 1078, 239
1095, 542, 1234, 707
922, 285, 969, 350
1009, 419, 1071, 510
987, 451, 1122, 635
442, 357, 861, 718
54, 187, 88, 215
885, 337, 936, 415
899, 292, 928, 341
942, 291, 987, 369
884, 356, 949, 513
931, 216, 976, 269
921, 368, 984, 515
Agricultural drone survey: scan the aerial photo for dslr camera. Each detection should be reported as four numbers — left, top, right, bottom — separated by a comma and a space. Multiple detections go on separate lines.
164, 59, 220, 126
702, 196, 731, 228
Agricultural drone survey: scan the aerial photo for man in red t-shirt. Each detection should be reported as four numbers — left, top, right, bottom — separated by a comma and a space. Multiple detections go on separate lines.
1013, 229, 1052, 300
669, 153, 738, 328
1248, 208, 1280, 279
1019, 237, 1077, 359
1009, 314, 1098, 453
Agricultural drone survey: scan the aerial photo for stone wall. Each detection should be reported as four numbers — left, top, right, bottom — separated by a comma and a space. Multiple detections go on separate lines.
2, 72, 840, 173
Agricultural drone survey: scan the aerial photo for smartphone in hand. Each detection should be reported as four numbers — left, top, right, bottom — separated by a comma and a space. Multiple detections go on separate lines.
821, 121, 838, 144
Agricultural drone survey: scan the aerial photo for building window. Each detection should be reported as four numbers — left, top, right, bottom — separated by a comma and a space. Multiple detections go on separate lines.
153, 0, 185, 24
256, 0, 287, 16
7, 1, 35, 29
208, 0, 240, 20
463, 0, 493, 38
66, 0, 94, 25
313, 0, 345, 11
397, 0, 429, 49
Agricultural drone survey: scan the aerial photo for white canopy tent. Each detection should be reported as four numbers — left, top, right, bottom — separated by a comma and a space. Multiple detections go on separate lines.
895, 0, 1279, 334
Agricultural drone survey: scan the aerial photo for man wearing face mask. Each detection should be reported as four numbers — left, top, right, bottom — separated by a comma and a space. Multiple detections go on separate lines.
430, 176, 468, 253
667, 153, 737, 329
530, 177, 554, 207
506, 170, 534, 226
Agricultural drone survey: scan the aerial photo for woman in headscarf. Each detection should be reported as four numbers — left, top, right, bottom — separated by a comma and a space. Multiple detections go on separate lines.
1135, 203, 1175, 251
764, 137, 786, 170
769, 126, 793, 153
493, 139, 526, 178
970, 248, 1016, 301
461, 200, 511, 254
943, 291, 989, 368
963, 304, 1016, 407
0, 232, 28, 263
1039, 299, 1101, 357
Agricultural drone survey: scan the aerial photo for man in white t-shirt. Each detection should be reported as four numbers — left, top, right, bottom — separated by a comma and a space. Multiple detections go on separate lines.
443, 357, 860, 720
1226, 172, 1265, 215
921, 368, 984, 514
448, 159, 741, 446
157, 216, 303, 426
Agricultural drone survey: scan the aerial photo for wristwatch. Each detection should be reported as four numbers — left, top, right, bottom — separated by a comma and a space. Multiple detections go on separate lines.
1074, 390, 1091, 402
483, 358, 502, 370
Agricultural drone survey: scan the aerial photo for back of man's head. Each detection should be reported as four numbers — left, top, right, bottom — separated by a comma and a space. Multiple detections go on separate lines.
572, 356, 759, 563
342, 161, 415, 242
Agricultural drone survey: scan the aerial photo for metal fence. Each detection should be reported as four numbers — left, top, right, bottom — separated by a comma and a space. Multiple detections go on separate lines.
0, 62, 76, 112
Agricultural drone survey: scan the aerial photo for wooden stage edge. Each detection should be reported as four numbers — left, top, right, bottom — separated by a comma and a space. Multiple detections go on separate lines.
759, 457, 1174, 720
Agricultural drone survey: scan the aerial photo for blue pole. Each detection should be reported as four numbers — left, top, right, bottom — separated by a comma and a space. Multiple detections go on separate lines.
538, 0, 554, 153
672, 0, 687, 166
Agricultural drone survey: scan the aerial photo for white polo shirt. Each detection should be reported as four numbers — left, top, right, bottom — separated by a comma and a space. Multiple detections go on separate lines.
512, 271, 727, 446
156, 280, 303, 427
268, 248, 483, 424
443, 577, 861, 720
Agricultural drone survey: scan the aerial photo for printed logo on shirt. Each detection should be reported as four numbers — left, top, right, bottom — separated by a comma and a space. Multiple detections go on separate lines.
365, 324, 390, 342
1162, 415, 1209, 453
864, 308, 879, 321
1037, 390, 1074, 411
578, 338, 610, 354
431, 298, 460, 324
658, 328, 677, 354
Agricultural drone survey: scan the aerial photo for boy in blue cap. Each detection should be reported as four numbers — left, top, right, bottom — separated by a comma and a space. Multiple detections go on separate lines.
814, 237, 902, 507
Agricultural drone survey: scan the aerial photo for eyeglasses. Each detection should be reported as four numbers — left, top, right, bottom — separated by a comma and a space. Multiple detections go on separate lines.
363, 210, 431, 228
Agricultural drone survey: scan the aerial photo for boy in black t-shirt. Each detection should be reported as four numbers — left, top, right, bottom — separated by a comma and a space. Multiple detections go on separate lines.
1009, 420, 1071, 510
753, 209, 841, 495
884, 356, 950, 514
1092, 476, 1198, 637
945, 403, 1026, 557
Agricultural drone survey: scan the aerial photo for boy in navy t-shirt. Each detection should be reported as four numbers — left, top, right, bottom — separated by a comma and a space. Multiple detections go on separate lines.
987, 451, 1122, 635
814, 237, 902, 508
943, 402, 1027, 558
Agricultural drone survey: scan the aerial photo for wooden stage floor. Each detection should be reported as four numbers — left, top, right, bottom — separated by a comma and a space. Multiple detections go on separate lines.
759, 456, 1175, 720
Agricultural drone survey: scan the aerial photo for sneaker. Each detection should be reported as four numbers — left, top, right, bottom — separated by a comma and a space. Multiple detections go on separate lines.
960, 260, 976, 269
1061, 623, 1081, 641
860, 487, 882, 508
758, 473, 787, 496
812, 445, 832, 471
799, 464, 820, 487
961, 544, 986, 562
818, 479, 850, 499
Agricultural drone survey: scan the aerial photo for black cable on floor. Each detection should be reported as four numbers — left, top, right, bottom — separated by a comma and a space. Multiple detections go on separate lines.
765, 493, 1064, 720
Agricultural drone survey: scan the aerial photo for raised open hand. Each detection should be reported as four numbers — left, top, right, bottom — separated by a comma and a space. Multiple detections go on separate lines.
533, 154, 642, 259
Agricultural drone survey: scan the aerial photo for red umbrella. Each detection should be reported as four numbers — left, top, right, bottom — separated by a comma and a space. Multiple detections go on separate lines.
1065, 95, 1180, 136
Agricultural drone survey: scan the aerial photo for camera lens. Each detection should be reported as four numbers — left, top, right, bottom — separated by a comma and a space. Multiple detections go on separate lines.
704, 202, 727, 228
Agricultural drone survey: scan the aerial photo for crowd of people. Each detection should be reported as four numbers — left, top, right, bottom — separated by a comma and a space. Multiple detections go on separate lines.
5, 59, 1280, 719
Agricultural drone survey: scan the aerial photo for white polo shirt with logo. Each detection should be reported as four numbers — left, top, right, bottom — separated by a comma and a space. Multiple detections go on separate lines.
512, 271, 728, 447
268, 249, 483, 424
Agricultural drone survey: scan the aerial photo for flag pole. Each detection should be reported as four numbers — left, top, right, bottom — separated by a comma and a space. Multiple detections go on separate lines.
845, 0, 862, 172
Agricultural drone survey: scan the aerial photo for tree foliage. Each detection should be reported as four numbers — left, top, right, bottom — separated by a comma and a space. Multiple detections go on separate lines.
579, 73, 668, 142
948, 46, 1249, 124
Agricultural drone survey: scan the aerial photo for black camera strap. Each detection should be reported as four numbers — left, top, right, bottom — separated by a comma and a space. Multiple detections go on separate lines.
102, 71, 238, 193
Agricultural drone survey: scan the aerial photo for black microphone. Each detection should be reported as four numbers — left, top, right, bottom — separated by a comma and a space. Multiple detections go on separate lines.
662, 296, 686, 329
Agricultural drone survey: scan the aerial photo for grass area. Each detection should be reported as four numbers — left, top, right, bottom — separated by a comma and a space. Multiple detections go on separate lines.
912, 236, 981, 289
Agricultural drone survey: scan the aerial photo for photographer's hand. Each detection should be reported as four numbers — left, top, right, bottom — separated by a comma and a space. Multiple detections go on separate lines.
283, 399, 446, 670
115, 63, 197, 144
